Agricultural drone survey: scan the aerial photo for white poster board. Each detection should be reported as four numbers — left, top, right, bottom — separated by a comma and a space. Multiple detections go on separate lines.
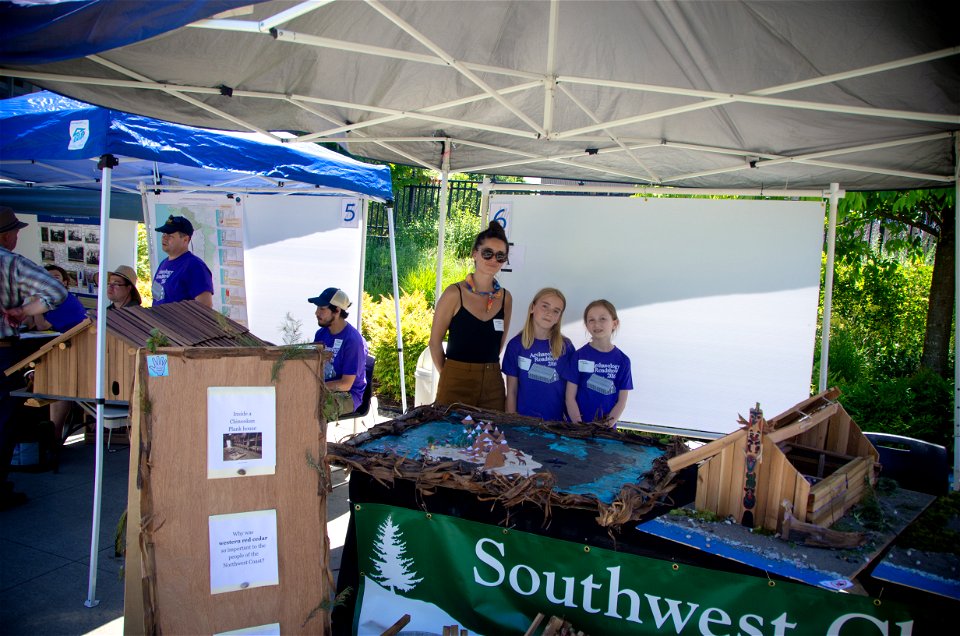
144, 193, 364, 345
145, 193, 249, 323
242, 195, 363, 345
496, 195, 825, 435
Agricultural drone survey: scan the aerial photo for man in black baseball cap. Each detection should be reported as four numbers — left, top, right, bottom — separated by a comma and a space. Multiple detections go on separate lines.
152, 215, 213, 307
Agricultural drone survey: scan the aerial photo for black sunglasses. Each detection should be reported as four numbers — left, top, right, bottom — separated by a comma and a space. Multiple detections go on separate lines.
480, 248, 508, 263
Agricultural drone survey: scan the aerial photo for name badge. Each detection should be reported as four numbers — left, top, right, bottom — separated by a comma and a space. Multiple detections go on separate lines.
518, 356, 531, 371
493, 319, 504, 332
578, 359, 595, 373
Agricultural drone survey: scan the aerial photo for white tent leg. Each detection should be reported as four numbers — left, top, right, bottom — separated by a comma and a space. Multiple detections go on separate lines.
358, 198, 369, 330
85, 156, 115, 607
954, 134, 959, 492
434, 143, 451, 305
479, 176, 491, 226
818, 183, 840, 393
386, 204, 407, 412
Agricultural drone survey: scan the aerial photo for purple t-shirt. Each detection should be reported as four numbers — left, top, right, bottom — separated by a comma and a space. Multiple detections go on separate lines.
152, 251, 213, 305
313, 322, 368, 410
562, 343, 633, 423
43, 292, 88, 332
502, 335, 573, 421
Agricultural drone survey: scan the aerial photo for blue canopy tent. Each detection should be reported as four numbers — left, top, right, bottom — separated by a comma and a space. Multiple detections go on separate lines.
0, 0, 267, 65
0, 90, 394, 607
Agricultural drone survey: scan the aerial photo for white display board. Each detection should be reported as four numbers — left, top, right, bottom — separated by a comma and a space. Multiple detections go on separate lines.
496, 195, 825, 435
242, 194, 363, 345
145, 193, 249, 323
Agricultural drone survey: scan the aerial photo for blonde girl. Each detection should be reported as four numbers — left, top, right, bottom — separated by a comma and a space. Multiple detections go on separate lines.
503, 288, 574, 420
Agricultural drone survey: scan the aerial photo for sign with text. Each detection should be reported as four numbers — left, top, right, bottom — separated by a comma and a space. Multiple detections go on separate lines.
353, 504, 914, 635
207, 386, 276, 479
209, 509, 279, 595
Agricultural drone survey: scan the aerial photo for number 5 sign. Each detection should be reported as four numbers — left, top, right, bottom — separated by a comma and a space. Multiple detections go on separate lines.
340, 198, 360, 228
492, 202, 511, 237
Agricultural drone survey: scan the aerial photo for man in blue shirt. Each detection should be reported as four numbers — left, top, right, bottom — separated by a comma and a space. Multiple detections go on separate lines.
152, 215, 213, 307
309, 287, 368, 422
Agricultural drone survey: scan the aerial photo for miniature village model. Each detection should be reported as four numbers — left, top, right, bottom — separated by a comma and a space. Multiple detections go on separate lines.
668, 389, 880, 536
422, 415, 542, 476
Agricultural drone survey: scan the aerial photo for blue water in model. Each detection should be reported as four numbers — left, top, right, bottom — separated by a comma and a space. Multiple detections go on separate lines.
358, 418, 665, 503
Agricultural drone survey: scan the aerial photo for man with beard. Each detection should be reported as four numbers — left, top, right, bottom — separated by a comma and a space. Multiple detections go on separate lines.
308, 287, 368, 421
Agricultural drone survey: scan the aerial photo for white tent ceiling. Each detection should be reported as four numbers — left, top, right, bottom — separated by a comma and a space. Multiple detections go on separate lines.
2, 0, 957, 191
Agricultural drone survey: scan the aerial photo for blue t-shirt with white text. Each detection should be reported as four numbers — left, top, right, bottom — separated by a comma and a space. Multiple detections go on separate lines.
561, 343, 633, 423
152, 251, 213, 305
502, 335, 573, 421
313, 322, 368, 410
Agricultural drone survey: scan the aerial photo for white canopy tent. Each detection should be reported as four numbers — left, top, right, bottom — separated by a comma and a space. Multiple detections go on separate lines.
1, 2, 956, 476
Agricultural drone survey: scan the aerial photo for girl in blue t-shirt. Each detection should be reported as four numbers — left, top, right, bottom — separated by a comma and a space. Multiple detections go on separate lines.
564, 299, 633, 427
503, 287, 574, 421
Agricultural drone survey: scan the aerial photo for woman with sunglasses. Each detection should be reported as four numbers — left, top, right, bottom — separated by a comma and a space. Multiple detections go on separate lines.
429, 221, 512, 410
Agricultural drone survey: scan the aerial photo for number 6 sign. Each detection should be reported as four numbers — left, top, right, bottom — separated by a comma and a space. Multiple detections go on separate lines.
340, 198, 360, 228
492, 202, 511, 237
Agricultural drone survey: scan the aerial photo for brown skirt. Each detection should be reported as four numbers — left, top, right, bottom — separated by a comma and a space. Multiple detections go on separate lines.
435, 359, 505, 411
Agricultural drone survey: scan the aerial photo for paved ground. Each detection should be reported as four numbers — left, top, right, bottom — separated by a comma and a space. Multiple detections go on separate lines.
0, 428, 358, 636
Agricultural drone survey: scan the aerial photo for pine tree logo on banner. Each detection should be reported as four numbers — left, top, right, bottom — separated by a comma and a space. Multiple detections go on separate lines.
371, 514, 423, 593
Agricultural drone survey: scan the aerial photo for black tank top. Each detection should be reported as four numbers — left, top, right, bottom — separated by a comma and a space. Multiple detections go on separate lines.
445, 284, 505, 363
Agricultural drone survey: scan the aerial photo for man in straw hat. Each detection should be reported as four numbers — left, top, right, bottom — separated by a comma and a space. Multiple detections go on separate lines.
106, 265, 141, 310
0, 206, 68, 509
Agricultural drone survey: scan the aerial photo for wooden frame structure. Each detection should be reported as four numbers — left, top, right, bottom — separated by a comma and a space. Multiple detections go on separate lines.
668, 390, 880, 532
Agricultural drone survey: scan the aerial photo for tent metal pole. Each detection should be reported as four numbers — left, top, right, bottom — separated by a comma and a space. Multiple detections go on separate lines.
819, 182, 840, 393
386, 203, 407, 412
434, 143, 451, 305
85, 155, 116, 607
954, 133, 959, 492
479, 176, 491, 227
357, 198, 369, 331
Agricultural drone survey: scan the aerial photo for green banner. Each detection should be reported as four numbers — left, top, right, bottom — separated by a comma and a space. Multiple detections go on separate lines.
353, 503, 914, 635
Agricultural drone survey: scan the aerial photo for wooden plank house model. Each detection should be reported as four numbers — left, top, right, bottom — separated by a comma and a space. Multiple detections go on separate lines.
668, 390, 880, 533
4, 301, 269, 403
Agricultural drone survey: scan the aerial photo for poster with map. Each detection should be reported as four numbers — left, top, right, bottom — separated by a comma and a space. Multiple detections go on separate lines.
145, 193, 248, 324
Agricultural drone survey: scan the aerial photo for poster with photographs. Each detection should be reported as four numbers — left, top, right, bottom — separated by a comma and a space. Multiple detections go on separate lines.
36, 215, 101, 297
206, 386, 276, 479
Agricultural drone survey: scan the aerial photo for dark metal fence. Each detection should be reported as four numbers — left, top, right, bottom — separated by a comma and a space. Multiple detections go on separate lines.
367, 181, 482, 239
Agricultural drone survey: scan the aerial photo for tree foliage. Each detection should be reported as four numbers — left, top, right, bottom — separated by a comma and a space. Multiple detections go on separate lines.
821, 188, 954, 445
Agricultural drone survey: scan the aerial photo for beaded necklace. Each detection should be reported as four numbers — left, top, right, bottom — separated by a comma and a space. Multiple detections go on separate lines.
463, 273, 503, 313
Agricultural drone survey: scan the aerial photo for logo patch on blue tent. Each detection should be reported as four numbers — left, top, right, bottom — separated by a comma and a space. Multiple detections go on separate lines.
68, 120, 89, 150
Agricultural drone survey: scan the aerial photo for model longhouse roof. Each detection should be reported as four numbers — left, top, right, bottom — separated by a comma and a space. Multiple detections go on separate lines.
106, 301, 271, 348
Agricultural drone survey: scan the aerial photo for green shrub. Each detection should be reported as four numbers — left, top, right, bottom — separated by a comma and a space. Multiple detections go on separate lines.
836, 368, 952, 448
445, 206, 481, 258
361, 290, 434, 404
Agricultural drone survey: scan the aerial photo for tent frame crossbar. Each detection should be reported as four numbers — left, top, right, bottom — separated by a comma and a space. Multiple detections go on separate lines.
136, 183, 388, 203
483, 183, 837, 198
